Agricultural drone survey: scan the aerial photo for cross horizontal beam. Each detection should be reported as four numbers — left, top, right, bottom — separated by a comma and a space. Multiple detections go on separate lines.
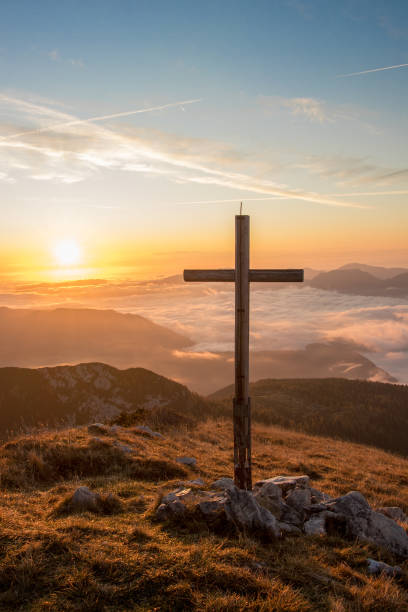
183, 269, 304, 283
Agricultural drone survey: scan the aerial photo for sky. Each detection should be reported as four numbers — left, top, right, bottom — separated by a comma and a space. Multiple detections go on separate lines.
1, 0, 408, 281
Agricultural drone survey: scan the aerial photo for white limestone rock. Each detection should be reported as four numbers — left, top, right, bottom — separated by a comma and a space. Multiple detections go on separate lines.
310, 487, 332, 504
377, 506, 408, 523
88, 423, 109, 435
255, 475, 310, 494
161, 488, 196, 505
224, 486, 280, 539
286, 487, 312, 512
198, 496, 226, 519
367, 558, 402, 576
253, 481, 284, 518
176, 456, 197, 467
211, 477, 235, 491
133, 425, 165, 439
328, 491, 408, 558
278, 521, 302, 536
71, 486, 101, 512
156, 499, 186, 521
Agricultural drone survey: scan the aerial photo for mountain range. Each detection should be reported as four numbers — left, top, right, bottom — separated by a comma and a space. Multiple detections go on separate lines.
0, 362, 209, 436
0, 306, 191, 368
0, 362, 407, 456
337, 262, 408, 280
310, 266, 408, 297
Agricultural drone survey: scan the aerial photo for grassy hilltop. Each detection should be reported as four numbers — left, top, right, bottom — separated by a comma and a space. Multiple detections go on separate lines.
1, 412, 408, 611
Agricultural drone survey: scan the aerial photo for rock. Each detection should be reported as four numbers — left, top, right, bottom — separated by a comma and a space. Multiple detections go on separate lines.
71, 486, 101, 512
198, 496, 226, 519
304, 512, 328, 536
175, 478, 205, 487
176, 456, 197, 467
308, 503, 330, 513
156, 499, 186, 521
304, 511, 343, 536
280, 503, 303, 528
328, 491, 371, 519
367, 558, 402, 577
133, 425, 164, 439
377, 507, 408, 523
253, 481, 284, 518
88, 423, 109, 435
310, 487, 332, 504
224, 486, 280, 539
110, 425, 124, 434
161, 488, 195, 505
366, 510, 408, 558
211, 477, 235, 491
286, 487, 311, 512
188, 478, 205, 486
255, 475, 310, 494
115, 443, 135, 454
328, 491, 408, 557
278, 521, 302, 536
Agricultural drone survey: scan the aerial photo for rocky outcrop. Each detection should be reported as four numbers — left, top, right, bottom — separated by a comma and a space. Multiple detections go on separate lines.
154, 474, 408, 558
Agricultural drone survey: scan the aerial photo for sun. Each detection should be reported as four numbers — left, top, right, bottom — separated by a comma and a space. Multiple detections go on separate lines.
54, 239, 82, 266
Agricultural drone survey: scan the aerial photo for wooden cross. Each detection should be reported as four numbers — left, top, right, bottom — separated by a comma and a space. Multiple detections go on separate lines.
184, 215, 303, 490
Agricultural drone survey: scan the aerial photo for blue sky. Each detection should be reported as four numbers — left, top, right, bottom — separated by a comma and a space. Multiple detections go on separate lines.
1, 0, 408, 278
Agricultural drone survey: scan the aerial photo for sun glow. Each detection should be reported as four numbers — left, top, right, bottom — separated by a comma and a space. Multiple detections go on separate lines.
54, 239, 82, 266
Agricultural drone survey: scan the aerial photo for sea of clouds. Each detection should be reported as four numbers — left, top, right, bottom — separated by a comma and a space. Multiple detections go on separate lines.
1, 279, 408, 383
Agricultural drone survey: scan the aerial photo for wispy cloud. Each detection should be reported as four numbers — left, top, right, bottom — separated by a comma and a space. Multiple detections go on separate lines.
0, 92, 377, 209
1, 98, 202, 141
258, 95, 378, 132
48, 49, 85, 68
338, 63, 408, 77
69, 58, 85, 68
48, 49, 59, 61
259, 95, 333, 123
378, 16, 408, 41
326, 190, 408, 197
295, 155, 408, 187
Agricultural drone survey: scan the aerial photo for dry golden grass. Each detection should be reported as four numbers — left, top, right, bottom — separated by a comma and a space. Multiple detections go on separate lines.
0, 419, 408, 610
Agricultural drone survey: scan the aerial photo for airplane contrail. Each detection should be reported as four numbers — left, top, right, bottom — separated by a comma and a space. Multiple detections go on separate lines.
174, 194, 371, 209
338, 63, 408, 77
176, 190, 408, 205
326, 190, 408, 197
0, 98, 202, 141
175, 196, 286, 206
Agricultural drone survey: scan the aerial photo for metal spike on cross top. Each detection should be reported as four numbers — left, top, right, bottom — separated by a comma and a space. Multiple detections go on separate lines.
184, 210, 304, 490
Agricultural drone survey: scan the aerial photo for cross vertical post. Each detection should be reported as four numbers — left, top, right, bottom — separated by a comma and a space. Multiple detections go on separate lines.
234, 215, 251, 490
183, 215, 303, 491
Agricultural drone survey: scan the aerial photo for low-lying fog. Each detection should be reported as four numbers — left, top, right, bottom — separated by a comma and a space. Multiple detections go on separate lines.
1, 276, 407, 385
